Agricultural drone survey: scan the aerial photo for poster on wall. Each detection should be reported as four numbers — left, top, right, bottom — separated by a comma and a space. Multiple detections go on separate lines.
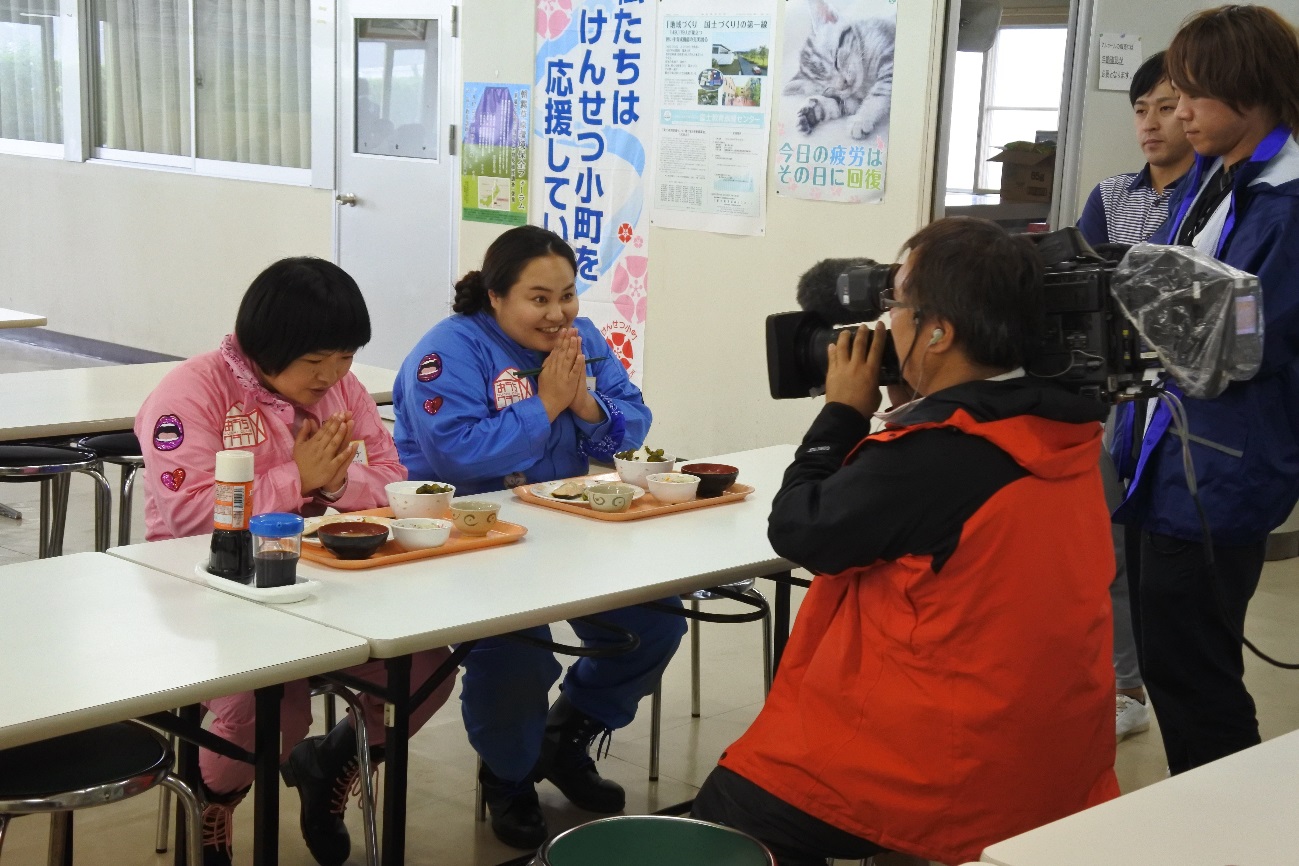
649, 0, 777, 236
462, 83, 532, 225
1097, 33, 1142, 92
534, 0, 657, 385
773, 0, 896, 204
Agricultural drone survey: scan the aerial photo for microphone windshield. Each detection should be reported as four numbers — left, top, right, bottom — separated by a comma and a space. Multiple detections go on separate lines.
796, 258, 877, 325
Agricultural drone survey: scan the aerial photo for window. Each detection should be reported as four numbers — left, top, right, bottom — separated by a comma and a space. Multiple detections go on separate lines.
0, 0, 62, 152
90, 0, 310, 176
355, 18, 439, 159
946, 26, 1068, 194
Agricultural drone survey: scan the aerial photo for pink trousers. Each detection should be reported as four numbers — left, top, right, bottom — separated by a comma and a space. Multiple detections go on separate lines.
200, 648, 454, 795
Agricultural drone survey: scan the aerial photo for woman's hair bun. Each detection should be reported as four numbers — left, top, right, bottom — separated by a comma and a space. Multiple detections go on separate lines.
453, 269, 489, 314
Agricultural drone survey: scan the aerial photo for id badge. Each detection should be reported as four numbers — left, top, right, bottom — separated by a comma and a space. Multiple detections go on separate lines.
351, 440, 369, 465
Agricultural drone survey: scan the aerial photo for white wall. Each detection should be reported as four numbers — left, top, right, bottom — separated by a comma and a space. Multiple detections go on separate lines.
2, 0, 947, 461
1072, 0, 1299, 220
462, 0, 948, 459
0, 156, 332, 357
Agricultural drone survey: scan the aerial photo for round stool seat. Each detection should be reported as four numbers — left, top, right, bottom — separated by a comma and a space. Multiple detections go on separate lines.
683, 577, 756, 602
539, 815, 775, 866
0, 722, 169, 800
0, 445, 98, 472
76, 432, 143, 460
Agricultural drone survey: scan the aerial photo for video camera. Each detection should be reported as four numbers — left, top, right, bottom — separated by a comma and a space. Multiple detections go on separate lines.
766, 228, 1148, 402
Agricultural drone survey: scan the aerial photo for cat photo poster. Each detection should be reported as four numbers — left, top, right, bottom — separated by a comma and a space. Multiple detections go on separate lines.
774, 0, 896, 203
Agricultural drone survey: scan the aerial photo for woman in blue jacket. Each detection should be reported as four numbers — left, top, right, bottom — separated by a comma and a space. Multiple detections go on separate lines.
1114, 4, 1299, 775
392, 225, 686, 848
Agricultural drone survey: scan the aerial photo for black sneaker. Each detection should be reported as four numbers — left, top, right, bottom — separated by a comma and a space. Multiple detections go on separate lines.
479, 762, 548, 849
541, 694, 626, 813
281, 719, 358, 866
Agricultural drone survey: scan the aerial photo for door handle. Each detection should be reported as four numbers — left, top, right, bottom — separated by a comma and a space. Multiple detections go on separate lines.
336, 193, 359, 206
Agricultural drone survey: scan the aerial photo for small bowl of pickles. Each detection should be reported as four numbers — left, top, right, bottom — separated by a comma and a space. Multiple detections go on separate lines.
614, 446, 675, 488
385, 480, 456, 519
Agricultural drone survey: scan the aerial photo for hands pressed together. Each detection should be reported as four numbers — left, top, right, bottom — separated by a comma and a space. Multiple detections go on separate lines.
538, 328, 603, 423
295, 411, 356, 496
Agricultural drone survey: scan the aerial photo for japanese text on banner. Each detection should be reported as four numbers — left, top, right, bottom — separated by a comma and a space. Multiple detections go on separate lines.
535, 0, 657, 384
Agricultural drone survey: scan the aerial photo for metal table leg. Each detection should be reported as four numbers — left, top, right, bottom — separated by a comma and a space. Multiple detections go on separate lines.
381, 656, 412, 866
253, 685, 283, 866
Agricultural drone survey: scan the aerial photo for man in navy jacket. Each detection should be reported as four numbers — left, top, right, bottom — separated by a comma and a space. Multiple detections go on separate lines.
1113, 4, 1299, 774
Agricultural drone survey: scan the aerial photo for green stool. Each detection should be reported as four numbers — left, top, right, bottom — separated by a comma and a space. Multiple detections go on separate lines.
534, 815, 775, 866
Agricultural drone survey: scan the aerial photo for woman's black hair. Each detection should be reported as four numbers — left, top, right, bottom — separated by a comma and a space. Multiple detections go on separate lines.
453, 225, 578, 315
235, 257, 371, 376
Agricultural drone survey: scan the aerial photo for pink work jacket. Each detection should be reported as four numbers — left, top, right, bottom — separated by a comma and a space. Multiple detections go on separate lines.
135, 335, 405, 540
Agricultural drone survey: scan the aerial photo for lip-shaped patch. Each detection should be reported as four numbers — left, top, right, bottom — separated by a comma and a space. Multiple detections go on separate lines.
423, 396, 444, 415
417, 353, 443, 382
153, 414, 184, 451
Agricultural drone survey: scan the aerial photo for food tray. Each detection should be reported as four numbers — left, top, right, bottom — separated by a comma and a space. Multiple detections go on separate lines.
512, 473, 754, 521
299, 507, 527, 569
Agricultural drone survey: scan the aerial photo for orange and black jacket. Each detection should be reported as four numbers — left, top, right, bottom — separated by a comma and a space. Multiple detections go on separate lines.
721, 377, 1120, 865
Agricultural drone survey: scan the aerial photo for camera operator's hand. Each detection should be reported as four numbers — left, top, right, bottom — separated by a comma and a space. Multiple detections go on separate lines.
825, 322, 887, 419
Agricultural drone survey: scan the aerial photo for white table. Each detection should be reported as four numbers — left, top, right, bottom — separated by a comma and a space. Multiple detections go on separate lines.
980, 728, 1299, 865
0, 308, 47, 329
0, 552, 370, 866
0, 361, 397, 441
109, 444, 799, 865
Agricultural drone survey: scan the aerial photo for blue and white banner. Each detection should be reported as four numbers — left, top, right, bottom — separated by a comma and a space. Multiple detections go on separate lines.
534, 0, 657, 385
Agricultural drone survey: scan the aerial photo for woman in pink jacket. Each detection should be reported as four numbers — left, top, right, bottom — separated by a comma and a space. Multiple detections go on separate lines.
135, 257, 453, 866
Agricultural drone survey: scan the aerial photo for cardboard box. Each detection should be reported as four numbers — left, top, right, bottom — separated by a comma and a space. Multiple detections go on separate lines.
989, 149, 1055, 203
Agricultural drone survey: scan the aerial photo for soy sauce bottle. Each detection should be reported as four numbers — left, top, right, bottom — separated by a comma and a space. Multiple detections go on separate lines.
208, 450, 255, 581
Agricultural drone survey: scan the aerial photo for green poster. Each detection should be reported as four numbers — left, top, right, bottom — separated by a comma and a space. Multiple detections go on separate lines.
462, 83, 531, 225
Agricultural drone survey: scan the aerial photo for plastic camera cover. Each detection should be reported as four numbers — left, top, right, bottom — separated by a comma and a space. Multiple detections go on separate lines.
1110, 243, 1263, 399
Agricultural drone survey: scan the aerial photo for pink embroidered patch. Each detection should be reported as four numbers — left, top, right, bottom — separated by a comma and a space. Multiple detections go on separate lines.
161, 468, 186, 492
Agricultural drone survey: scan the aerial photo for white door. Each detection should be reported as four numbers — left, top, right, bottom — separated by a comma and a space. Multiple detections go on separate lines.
336, 2, 458, 370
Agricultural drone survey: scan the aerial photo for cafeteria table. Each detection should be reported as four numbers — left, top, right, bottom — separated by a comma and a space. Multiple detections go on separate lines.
0, 361, 397, 442
109, 444, 799, 866
0, 308, 47, 329
0, 552, 371, 866
980, 728, 1299, 865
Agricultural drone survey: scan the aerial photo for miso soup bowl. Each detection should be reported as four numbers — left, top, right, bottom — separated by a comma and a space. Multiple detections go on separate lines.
679, 463, 739, 498
449, 499, 501, 536
316, 521, 389, 560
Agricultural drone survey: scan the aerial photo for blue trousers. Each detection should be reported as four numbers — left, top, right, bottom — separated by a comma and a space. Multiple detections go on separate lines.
461, 598, 688, 782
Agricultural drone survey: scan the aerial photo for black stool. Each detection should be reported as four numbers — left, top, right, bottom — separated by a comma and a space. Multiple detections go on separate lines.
0, 445, 111, 556
76, 433, 145, 546
0, 720, 203, 866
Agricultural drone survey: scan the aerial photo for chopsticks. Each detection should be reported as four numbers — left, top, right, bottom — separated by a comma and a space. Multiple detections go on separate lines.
513, 357, 609, 379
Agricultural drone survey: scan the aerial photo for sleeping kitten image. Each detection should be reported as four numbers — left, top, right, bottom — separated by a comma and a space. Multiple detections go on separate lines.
784, 0, 894, 141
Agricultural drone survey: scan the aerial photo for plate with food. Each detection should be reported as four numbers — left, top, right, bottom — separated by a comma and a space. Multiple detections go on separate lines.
302, 514, 393, 543
528, 478, 647, 505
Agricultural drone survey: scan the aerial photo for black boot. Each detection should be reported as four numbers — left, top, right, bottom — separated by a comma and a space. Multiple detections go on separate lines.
281, 719, 360, 866
479, 762, 548, 849
541, 694, 625, 812
198, 783, 248, 866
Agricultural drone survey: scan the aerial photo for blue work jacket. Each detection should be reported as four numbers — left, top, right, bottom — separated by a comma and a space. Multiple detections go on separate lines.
1113, 127, 1299, 544
393, 312, 651, 495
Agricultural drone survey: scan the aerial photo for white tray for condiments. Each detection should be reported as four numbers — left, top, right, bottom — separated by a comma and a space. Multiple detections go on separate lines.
195, 561, 318, 604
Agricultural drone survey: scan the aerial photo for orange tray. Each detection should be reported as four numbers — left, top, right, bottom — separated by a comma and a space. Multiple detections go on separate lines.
299, 507, 527, 569
512, 474, 754, 521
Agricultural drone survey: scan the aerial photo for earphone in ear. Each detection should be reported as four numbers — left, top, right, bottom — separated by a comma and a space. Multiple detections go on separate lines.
928, 328, 944, 346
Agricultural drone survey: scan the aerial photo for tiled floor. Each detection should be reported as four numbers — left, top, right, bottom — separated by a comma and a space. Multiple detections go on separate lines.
3, 338, 1299, 865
